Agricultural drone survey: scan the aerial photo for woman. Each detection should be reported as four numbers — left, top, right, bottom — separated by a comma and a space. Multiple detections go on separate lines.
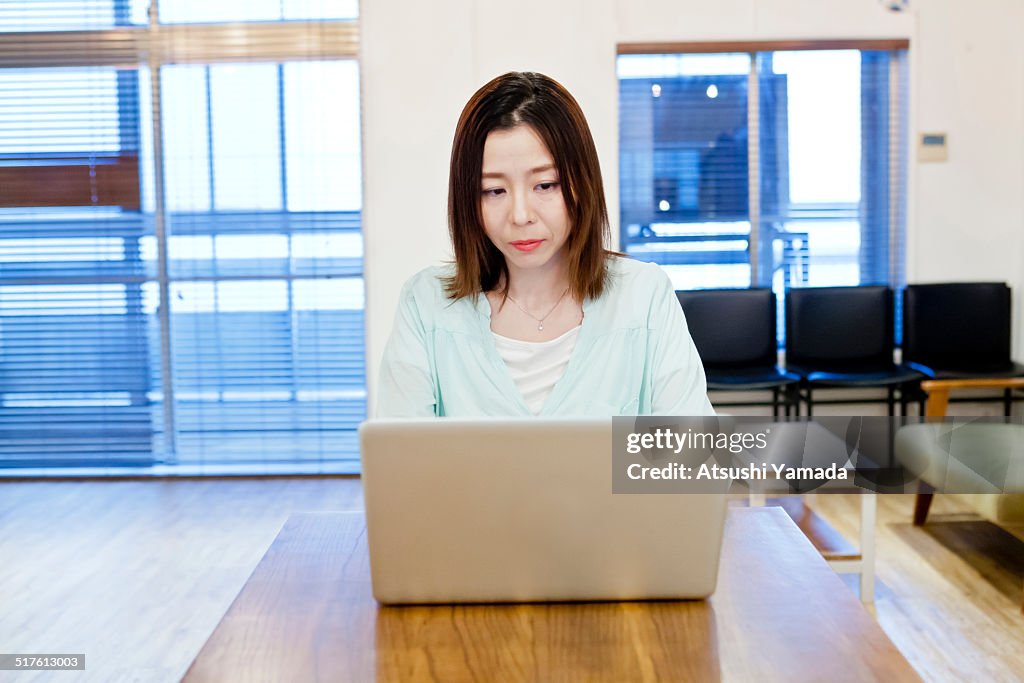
378, 71, 712, 418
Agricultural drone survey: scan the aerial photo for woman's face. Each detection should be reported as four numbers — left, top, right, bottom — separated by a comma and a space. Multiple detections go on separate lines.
479, 124, 570, 276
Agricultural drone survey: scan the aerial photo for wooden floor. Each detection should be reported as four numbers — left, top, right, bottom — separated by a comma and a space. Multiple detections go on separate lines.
810, 494, 1024, 683
1, 478, 1022, 682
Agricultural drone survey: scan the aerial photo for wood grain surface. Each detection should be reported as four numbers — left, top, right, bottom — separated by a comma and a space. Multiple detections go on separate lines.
183, 508, 921, 683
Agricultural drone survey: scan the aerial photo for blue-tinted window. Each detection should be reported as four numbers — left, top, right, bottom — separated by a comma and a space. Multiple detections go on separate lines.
619, 48, 908, 342
0, 17, 364, 473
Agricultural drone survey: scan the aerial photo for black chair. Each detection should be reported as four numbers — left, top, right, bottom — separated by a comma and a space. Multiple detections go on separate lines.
785, 286, 922, 416
677, 288, 800, 416
903, 282, 1024, 415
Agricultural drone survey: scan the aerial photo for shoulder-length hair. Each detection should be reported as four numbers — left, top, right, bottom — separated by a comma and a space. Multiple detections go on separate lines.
444, 71, 611, 302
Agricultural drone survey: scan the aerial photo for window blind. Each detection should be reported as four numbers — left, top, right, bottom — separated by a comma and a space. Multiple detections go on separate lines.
0, 65, 151, 467
156, 60, 364, 469
619, 53, 753, 289
619, 46, 909, 342
0, 2, 364, 474
158, 0, 357, 24
0, 1, 144, 31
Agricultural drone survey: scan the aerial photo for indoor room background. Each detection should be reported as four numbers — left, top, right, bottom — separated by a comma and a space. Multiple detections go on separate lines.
1, 0, 1021, 477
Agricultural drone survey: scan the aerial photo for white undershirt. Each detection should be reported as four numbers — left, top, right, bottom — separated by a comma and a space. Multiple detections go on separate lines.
492, 325, 581, 415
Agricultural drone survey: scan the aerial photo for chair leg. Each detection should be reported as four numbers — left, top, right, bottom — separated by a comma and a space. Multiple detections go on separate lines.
913, 494, 934, 526
785, 384, 799, 419
886, 387, 895, 417
905, 381, 926, 416
1005, 388, 1012, 417
805, 387, 813, 417
772, 387, 780, 418
913, 481, 935, 526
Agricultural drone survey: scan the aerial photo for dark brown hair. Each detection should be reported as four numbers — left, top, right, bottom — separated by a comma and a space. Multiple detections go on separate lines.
444, 71, 611, 301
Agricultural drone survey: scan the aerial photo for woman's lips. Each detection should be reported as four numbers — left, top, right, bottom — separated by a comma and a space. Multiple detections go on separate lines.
511, 239, 544, 252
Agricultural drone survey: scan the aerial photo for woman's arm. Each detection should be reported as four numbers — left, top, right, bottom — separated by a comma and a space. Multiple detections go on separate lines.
646, 267, 716, 416
376, 278, 439, 418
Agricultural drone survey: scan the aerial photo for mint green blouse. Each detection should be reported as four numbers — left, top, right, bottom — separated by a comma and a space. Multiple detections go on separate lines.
377, 256, 714, 417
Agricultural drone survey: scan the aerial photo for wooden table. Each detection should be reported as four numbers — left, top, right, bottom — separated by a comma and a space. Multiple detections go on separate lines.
184, 508, 921, 682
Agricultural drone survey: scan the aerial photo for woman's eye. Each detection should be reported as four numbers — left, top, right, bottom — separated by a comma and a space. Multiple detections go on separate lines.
536, 181, 560, 192
482, 188, 506, 198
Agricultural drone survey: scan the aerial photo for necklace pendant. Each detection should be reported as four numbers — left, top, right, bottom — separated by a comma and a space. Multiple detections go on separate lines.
538, 323, 544, 331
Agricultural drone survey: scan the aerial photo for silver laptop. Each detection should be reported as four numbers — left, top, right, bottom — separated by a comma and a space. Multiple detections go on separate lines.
360, 418, 729, 604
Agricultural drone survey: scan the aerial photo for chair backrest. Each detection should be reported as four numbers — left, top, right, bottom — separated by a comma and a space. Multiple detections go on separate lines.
676, 288, 776, 368
785, 286, 894, 369
903, 282, 1011, 371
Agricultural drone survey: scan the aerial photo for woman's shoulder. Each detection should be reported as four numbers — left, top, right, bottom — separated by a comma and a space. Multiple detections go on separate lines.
401, 264, 452, 294
585, 255, 675, 331
398, 264, 480, 330
604, 254, 672, 295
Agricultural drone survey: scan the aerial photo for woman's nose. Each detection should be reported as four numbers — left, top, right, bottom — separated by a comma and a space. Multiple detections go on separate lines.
510, 189, 534, 226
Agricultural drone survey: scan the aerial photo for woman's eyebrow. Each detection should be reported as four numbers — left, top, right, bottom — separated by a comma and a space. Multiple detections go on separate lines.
481, 164, 556, 179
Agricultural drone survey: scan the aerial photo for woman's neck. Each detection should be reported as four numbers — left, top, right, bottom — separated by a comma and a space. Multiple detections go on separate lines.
503, 257, 571, 307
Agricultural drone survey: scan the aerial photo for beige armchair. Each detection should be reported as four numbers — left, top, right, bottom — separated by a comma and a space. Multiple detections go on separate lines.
912, 378, 1024, 525
909, 377, 1024, 613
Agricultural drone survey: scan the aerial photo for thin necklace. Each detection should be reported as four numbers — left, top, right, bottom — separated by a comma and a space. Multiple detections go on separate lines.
506, 287, 570, 331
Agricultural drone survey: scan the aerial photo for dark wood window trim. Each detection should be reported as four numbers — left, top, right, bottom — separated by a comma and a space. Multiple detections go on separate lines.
0, 154, 140, 209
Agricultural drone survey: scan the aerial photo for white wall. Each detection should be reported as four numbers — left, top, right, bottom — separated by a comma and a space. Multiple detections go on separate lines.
361, 0, 1024, 412
909, 0, 1024, 358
